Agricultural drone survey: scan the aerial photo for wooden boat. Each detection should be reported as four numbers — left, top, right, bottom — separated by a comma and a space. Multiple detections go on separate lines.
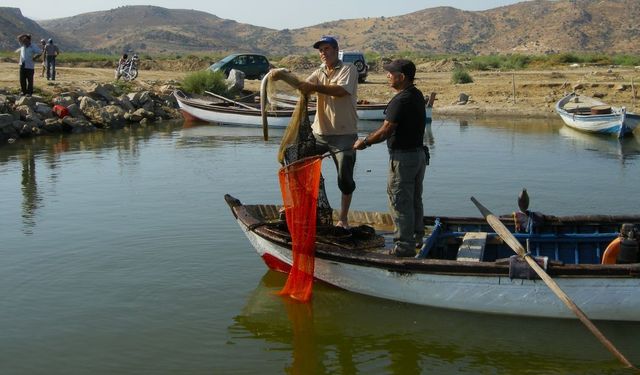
272, 92, 436, 122
555, 93, 640, 137
358, 92, 436, 121
173, 90, 315, 128
225, 194, 640, 321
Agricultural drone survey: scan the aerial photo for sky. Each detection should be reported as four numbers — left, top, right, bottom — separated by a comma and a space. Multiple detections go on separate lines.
4, 0, 527, 29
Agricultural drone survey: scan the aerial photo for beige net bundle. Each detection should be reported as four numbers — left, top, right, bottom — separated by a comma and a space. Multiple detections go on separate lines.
265, 70, 311, 165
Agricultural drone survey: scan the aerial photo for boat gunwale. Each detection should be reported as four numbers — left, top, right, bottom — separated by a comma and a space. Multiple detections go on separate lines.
224, 194, 640, 278
174, 89, 317, 118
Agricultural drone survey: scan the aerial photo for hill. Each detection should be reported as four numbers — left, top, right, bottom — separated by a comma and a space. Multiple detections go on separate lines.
38, 6, 274, 54
2, 0, 640, 55
284, 0, 640, 54
0, 8, 59, 51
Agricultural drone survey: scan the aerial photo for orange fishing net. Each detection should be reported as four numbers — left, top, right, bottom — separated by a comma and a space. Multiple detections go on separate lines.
278, 155, 323, 302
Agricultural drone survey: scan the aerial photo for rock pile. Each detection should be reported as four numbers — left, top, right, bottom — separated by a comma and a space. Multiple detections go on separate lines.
0, 83, 182, 145
277, 55, 316, 70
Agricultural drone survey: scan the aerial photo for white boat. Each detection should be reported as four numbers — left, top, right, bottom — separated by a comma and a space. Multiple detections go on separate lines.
555, 93, 640, 137
225, 194, 640, 321
356, 91, 436, 121
173, 90, 315, 128
271, 92, 436, 122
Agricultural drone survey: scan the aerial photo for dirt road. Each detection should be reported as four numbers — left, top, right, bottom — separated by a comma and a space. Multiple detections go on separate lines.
2, 61, 638, 118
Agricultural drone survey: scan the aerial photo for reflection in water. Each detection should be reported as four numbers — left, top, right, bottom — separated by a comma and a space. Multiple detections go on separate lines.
559, 126, 640, 165
231, 271, 640, 374
3, 122, 185, 234
20, 149, 40, 234
424, 123, 434, 147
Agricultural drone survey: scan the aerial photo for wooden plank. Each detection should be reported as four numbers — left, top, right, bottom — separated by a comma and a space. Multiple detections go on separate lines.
457, 232, 487, 262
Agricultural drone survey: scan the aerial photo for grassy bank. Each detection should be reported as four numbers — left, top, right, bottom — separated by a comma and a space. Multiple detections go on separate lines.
3, 51, 640, 71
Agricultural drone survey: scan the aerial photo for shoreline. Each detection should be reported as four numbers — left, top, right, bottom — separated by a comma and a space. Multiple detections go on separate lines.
1, 62, 639, 144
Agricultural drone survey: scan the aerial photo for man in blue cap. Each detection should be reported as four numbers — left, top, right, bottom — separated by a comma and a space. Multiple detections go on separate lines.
297, 36, 359, 229
353, 59, 428, 257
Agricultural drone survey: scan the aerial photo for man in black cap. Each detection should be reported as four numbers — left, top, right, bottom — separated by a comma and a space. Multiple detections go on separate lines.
353, 59, 428, 257
296, 35, 359, 229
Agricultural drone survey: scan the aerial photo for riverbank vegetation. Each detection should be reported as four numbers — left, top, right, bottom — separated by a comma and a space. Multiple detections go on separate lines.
3, 51, 639, 72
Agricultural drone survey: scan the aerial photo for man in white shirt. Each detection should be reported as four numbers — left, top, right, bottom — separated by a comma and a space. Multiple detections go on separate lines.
16, 34, 42, 96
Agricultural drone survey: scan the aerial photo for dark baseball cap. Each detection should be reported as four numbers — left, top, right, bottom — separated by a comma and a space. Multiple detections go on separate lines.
383, 59, 416, 80
313, 36, 338, 49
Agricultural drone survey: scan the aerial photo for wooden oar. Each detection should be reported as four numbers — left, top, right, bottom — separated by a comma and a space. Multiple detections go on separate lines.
470, 196, 636, 370
204, 91, 259, 111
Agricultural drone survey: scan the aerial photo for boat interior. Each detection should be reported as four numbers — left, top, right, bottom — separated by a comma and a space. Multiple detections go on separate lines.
239, 202, 640, 267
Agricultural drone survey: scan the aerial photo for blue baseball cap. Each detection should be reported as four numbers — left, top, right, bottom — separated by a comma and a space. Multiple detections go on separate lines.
313, 36, 338, 49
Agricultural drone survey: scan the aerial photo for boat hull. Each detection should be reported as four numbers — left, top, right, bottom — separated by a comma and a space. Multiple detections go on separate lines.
174, 90, 314, 128
556, 93, 640, 137
238, 218, 640, 321
356, 105, 433, 121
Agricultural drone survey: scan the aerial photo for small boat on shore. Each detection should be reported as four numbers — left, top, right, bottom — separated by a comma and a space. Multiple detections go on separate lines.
273, 92, 436, 122
555, 93, 640, 137
225, 193, 640, 321
173, 90, 316, 128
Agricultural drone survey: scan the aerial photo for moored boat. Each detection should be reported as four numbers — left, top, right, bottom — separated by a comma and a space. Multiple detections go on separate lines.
225, 194, 640, 321
272, 92, 436, 122
555, 93, 640, 138
173, 90, 316, 128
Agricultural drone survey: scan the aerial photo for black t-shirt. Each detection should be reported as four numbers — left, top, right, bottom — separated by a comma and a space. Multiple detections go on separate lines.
385, 85, 426, 150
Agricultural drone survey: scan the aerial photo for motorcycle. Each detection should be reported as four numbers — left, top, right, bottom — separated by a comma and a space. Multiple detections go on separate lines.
115, 54, 139, 81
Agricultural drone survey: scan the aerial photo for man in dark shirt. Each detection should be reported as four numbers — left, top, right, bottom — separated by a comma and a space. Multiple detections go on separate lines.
353, 59, 428, 257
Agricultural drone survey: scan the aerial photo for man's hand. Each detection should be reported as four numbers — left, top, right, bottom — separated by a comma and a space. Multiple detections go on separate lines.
297, 81, 316, 95
353, 138, 368, 150
269, 69, 282, 81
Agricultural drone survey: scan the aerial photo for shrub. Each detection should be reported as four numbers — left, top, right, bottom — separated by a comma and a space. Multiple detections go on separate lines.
180, 70, 229, 96
469, 55, 502, 71
451, 68, 473, 84
613, 54, 640, 66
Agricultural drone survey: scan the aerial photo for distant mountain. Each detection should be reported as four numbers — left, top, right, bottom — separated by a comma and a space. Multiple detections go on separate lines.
284, 0, 640, 54
2, 1, 640, 55
0, 8, 59, 51
38, 6, 274, 54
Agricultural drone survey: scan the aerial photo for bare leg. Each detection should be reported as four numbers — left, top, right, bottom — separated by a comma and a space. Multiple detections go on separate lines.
336, 193, 352, 228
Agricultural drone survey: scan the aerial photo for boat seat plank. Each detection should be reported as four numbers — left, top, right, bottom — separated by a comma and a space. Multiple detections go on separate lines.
457, 232, 487, 262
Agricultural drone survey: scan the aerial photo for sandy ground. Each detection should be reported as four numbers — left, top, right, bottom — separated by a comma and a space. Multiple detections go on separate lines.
1, 62, 639, 118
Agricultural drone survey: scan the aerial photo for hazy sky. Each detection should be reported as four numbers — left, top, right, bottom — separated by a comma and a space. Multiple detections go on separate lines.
4, 0, 527, 29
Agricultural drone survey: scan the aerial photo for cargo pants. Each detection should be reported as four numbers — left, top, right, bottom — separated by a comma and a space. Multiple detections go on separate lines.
387, 147, 427, 252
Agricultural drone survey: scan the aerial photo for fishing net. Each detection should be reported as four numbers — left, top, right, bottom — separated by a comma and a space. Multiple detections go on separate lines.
267, 70, 334, 302
268, 70, 333, 227
278, 156, 322, 302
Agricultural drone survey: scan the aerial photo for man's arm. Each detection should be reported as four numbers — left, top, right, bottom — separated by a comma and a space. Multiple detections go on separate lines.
353, 120, 398, 150
297, 82, 349, 97
298, 64, 356, 97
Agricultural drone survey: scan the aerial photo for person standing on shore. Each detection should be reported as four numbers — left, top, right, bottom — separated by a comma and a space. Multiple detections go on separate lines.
353, 59, 428, 257
44, 38, 60, 81
16, 34, 42, 97
296, 36, 359, 229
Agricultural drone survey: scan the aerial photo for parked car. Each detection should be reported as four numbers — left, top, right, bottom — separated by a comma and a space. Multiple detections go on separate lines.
209, 53, 271, 80
339, 51, 368, 83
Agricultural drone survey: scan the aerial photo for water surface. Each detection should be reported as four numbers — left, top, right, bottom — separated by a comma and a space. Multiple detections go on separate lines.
1, 118, 639, 374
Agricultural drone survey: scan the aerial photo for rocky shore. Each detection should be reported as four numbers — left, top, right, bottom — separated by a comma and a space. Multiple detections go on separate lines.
0, 83, 182, 145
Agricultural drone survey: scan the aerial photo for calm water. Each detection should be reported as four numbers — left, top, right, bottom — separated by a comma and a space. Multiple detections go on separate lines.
1, 117, 640, 374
